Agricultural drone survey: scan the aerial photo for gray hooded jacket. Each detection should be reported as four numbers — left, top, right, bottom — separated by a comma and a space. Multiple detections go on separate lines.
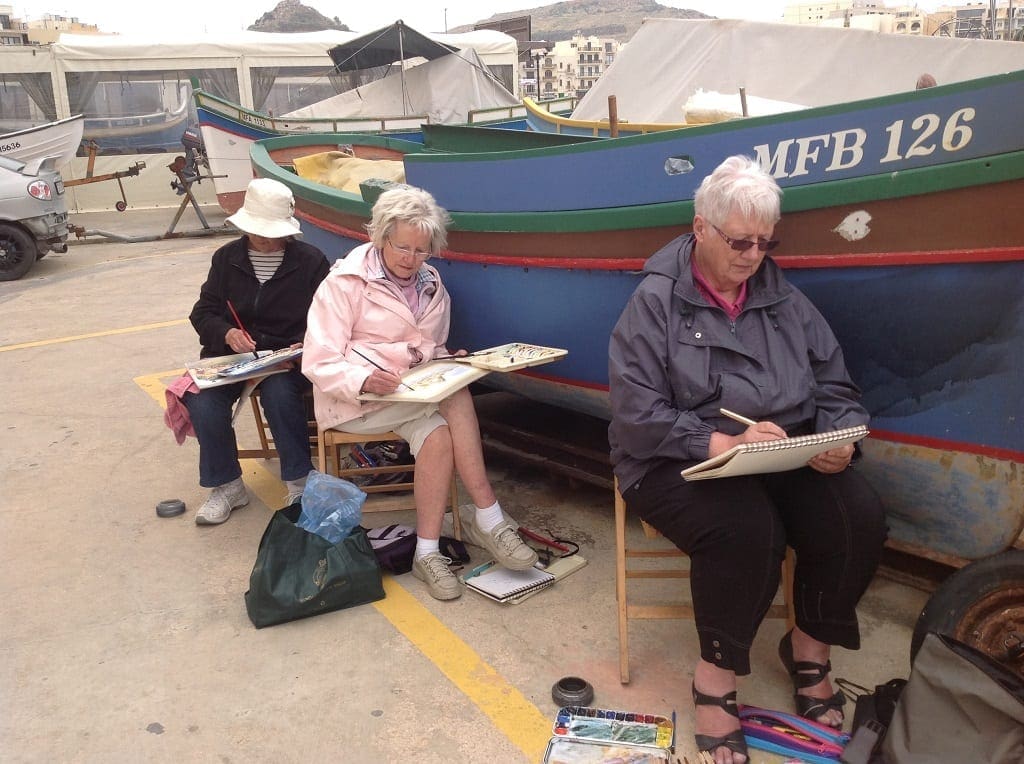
608, 233, 868, 491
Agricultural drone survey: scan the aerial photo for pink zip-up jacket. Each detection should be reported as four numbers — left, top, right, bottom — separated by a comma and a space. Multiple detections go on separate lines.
302, 242, 451, 429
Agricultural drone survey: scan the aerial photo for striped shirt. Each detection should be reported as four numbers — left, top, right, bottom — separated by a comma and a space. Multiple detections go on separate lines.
248, 249, 285, 284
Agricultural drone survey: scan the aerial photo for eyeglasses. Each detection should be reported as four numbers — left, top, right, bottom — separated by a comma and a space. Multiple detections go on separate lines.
386, 237, 432, 259
711, 223, 780, 252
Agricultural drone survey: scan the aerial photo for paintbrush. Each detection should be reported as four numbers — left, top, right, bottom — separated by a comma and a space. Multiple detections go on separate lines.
351, 347, 416, 392
226, 299, 259, 359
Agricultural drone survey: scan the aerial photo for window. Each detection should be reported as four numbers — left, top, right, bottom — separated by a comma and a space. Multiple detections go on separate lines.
65, 68, 238, 154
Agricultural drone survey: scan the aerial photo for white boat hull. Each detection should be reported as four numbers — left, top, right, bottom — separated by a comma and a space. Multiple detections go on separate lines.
0, 115, 85, 170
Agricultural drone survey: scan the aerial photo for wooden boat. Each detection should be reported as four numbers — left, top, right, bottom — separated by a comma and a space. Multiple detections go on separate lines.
419, 123, 596, 152
0, 114, 84, 170
195, 20, 533, 214
249, 109, 1024, 561
196, 89, 578, 214
523, 95, 685, 137
405, 70, 1024, 214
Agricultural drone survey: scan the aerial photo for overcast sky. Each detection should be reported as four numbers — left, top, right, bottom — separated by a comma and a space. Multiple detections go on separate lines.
12, 1, 947, 37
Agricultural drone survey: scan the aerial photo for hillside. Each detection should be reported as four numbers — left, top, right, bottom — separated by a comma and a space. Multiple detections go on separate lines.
454, 0, 711, 42
249, 0, 349, 32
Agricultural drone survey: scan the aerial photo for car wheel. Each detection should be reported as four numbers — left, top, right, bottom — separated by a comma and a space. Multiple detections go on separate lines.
911, 549, 1024, 676
0, 223, 38, 281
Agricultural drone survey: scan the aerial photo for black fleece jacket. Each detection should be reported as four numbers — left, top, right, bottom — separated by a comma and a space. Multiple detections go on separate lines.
190, 236, 329, 358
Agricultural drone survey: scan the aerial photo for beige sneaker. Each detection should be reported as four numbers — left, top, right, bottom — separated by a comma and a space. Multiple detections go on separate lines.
411, 552, 462, 601
195, 478, 248, 525
462, 517, 539, 571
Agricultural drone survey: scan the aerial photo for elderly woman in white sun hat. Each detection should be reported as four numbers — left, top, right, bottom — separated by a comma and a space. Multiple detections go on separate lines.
184, 178, 329, 524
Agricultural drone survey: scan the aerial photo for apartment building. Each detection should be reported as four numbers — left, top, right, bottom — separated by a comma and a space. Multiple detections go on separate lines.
0, 5, 101, 45
784, 1, 1022, 38
530, 33, 620, 100
1, 5, 29, 45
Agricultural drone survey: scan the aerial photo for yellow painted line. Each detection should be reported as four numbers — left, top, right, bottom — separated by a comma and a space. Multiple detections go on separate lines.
134, 369, 551, 759
0, 319, 188, 353
134, 369, 184, 409
373, 578, 551, 761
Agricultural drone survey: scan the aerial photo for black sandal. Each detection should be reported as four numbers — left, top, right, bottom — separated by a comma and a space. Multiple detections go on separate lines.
778, 629, 847, 728
692, 683, 748, 761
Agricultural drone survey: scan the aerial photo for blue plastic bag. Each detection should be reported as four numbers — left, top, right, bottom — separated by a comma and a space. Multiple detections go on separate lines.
296, 470, 366, 543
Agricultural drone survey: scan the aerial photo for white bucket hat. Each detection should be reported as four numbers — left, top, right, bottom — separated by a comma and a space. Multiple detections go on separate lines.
226, 178, 302, 239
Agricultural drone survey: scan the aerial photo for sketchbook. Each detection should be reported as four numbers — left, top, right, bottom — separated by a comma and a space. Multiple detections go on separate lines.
186, 348, 300, 389
357, 360, 491, 404
681, 425, 869, 481
462, 554, 588, 604
463, 564, 556, 603
456, 343, 568, 372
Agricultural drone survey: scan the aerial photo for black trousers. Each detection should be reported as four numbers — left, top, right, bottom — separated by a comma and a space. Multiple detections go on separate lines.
624, 461, 887, 675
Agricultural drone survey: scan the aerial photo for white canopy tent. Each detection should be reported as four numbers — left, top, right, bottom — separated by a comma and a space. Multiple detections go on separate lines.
573, 18, 1024, 123
48, 27, 520, 113
284, 48, 518, 123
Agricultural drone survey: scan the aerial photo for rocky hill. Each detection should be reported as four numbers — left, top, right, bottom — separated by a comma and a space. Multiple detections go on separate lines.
454, 0, 711, 42
248, 0, 349, 32
246, 0, 707, 41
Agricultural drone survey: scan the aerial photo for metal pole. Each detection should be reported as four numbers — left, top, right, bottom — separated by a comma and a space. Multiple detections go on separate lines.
991, 0, 998, 39
398, 22, 408, 116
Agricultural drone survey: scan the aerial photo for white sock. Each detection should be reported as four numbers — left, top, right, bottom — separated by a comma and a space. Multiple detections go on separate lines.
284, 475, 308, 493
222, 477, 245, 492
415, 537, 440, 560
474, 501, 504, 533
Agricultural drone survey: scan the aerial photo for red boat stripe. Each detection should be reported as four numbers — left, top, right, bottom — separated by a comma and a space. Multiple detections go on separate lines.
296, 209, 1024, 270
868, 428, 1024, 464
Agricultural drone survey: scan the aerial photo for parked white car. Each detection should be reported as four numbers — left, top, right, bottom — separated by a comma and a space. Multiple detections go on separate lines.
0, 155, 69, 281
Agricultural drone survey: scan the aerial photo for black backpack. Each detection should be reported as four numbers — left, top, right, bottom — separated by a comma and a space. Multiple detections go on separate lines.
362, 524, 469, 574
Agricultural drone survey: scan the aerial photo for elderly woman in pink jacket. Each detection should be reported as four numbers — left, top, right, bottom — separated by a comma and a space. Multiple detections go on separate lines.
302, 186, 537, 600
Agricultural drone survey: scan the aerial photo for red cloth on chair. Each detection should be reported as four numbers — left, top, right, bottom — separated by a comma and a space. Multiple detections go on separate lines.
164, 373, 199, 444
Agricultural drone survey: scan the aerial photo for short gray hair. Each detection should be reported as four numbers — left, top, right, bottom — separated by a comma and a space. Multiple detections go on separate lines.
365, 185, 452, 256
694, 155, 782, 228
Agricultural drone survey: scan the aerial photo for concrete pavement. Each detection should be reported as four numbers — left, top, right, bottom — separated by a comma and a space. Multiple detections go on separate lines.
1, 206, 931, 763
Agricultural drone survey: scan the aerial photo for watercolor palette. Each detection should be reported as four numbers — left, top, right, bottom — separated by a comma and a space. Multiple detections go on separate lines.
542, 706, 675, 763
458, 342, 568, 372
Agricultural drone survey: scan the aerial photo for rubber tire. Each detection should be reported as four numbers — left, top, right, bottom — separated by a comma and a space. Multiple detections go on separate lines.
911, 549, 1024, 671
115, 200, 127, 212
0, 223, 38, 282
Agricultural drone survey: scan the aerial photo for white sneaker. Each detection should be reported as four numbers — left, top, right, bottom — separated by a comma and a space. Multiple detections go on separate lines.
462, 516, 539, 571
284, 481, 305, 506
411, 552, 462, 600
195, 478, 248, 525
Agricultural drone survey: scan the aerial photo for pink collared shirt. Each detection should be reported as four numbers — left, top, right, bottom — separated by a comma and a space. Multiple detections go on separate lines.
691, 258, 747, 320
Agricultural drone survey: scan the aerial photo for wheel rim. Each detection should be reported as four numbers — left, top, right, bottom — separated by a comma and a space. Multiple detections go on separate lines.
0, 236, 28, 269
953, 587, 1024, 673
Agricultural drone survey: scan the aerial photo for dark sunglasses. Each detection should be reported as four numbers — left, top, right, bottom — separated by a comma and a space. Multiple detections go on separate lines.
711, 223, 780, 252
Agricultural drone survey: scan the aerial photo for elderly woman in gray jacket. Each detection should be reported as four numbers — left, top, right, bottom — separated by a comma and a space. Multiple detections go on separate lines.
609, 155, 886, 764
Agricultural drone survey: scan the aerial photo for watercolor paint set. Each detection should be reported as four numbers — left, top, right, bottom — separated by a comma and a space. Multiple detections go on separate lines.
542, 705, 675, 763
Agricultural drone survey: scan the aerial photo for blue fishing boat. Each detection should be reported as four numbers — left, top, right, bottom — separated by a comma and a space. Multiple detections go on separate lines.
405, 70, 1024, 213
251, 122, 1024, 565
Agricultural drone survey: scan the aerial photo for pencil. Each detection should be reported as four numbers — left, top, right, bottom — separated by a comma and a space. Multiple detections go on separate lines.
226, 299, 259, 359
719, 408, 758, 427
351, 347, 416, 392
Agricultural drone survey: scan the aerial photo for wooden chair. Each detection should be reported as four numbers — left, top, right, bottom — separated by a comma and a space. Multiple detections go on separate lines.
241, 393, 461, 541
317, 428, 462, 539
236, 385, 317, 460
614, 477, 795, 684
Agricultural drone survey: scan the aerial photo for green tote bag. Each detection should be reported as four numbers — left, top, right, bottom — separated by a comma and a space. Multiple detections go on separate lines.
245, 503, 385, 628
